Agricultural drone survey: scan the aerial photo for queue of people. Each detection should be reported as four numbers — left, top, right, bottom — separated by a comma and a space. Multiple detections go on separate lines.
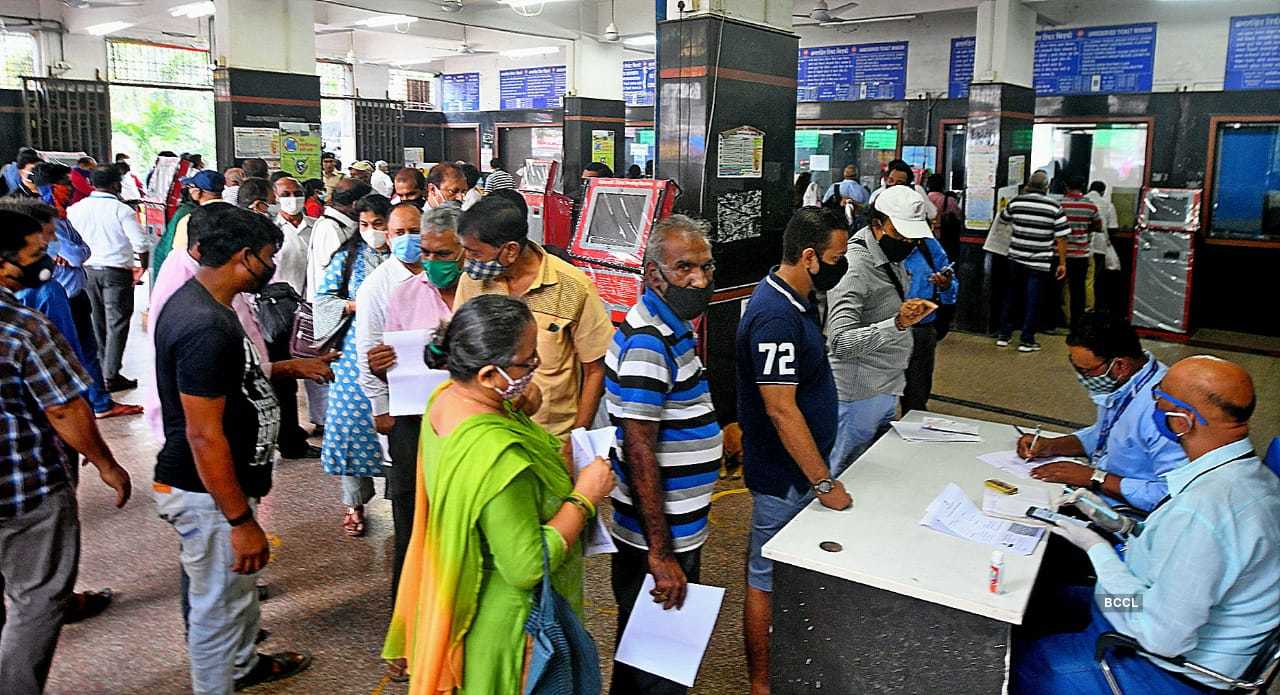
0, 143, 1276, 695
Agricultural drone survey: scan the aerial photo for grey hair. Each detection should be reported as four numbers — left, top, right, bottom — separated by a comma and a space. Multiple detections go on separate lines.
424, 205, 463, 234
643, 214, 710, 268
1027, 170, 1050, 192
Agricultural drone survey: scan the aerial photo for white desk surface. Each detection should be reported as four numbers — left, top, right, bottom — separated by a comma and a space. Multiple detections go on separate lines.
762, 411, 1065, 626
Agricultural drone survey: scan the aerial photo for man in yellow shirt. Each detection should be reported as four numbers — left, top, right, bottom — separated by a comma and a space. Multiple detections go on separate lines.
453, 195, 613, 439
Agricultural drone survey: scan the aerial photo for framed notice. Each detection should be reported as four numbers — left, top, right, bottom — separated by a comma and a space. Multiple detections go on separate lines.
717, 126, 764, 179
233, 127, 279, 159
1225, 13, 1280, 90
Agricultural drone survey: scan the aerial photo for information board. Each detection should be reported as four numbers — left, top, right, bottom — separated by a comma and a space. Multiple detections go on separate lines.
623, 59, 656, 107
1033, 23, 1156, 96
499, 66, 567, 109
278, 122, 321, 179
441, 73, 480, 112
797, 42, 907, 102
1225, 13, 1280, 91
949, 37, 976, 99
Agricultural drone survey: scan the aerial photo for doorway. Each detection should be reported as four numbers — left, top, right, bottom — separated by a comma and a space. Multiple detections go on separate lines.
444, 126, 479, 164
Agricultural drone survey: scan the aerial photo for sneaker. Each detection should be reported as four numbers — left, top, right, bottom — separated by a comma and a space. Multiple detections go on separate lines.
1018, 342, 1042, 353
995, 338, 1010, 347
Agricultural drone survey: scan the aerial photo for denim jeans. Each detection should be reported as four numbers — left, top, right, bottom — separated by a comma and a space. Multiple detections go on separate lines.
747, 486, 814, 592
155, 487, 260, 695
1000, 260, 1050, 345
828, 394, 897, 476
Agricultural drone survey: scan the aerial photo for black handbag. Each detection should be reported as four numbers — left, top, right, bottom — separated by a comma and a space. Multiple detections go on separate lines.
257, 282, 302, 346
289, 240, 359, 358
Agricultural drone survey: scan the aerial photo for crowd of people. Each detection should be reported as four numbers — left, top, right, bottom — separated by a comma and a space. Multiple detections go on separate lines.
0, 141, 1275, 695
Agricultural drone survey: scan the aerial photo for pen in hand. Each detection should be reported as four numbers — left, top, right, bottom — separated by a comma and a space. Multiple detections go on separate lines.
1027, 425, 1042, 460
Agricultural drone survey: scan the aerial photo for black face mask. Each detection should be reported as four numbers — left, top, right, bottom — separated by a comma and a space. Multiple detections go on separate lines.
877, 233, 917, 263
243, 253, 276, 294
810, 254, 849, 292
11, 254, 54, 288
657, 266, 713, 320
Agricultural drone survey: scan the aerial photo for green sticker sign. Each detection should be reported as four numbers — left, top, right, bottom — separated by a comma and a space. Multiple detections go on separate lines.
795, 130, 820, 149
636, 129, 655, 145
862, 128, 898, 150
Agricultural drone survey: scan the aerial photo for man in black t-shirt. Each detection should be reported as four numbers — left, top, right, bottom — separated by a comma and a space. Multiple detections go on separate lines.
152, 207, 311, 692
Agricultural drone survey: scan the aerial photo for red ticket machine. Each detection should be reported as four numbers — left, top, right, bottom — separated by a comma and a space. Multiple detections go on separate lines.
567, 177, 679, 323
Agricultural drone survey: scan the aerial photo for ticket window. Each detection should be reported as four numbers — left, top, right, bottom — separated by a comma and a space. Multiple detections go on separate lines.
624, 127, 655, 175
795, 125, 899, 193
1030, 122, 1148, 229
1209, 121, 1280, 240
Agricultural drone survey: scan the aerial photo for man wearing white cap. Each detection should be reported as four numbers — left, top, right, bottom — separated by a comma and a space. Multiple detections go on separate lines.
370, 160, 393, 197
825, 185, 938, 472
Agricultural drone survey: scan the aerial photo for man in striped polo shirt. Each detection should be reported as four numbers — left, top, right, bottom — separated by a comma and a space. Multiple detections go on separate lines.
997, 170, 1069, 352
1060, 177, 1102, 332
605, 215, 723, 695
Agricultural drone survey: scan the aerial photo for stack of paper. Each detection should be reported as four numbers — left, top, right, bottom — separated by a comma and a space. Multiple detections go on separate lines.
615, 575, 725, 687
977, 450, 1054, 480
921, 417, 981, 436
891, 420, 983, 443
919, 483, 1045, 555
569, 427, 619, 556
384, 329, 451, 417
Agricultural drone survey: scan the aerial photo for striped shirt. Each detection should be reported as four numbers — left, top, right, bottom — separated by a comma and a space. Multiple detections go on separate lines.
484, 168, 516, 192
998, 192, 1070, 272
605, 288, 723, 552
1060, 192, 1101, 258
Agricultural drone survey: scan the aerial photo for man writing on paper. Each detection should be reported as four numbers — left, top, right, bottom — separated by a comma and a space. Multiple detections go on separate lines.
1020, 312, 1184, 511
738, 208, 853, 695
605, 215, 723, 695
1015, 356, 1280, 694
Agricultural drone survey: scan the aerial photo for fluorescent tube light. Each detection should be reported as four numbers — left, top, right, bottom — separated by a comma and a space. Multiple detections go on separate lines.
170, 1, 215, 18
86, 21, 135, 36
356, 14, 419, 28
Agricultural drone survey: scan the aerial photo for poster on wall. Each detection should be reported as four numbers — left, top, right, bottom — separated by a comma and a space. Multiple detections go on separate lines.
1034, 23, 1156, 95
797, 41, 908, 102
1007, 155, 1026, 186
966, 187, 995, 230
404, 148, 425, 166
717, 126, 764, 179
623, 59, 657, 107
499, 66, 567, 109
948, 37, 976, 99
278, 122, 322, 179
591, 130, 615, 167
233, 127, 279, 159
442, 73, 480, 112
1224, 13, 1280, 90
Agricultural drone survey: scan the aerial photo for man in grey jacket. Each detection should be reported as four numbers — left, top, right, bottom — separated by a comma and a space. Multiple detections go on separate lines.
825, 185, 937, 473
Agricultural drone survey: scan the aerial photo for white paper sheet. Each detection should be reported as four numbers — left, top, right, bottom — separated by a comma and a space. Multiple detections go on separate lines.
919, 483, 1045, 555
921, 416, 981, 436
891, 420, 983, 443
977, 450, 1056, 480
614, 574, 726, 687
384, 329, 450, 417
981, 487, 1053, 525
569, 427, 619, 556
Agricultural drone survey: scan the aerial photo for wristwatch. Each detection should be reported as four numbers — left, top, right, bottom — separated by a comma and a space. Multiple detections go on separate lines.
1089, 467, 1108, 493
812, 478, 836, 495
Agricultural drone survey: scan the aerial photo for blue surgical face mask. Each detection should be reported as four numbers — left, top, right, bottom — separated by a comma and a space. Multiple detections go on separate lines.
1150, 387, 1206, 443
391, 233, 421, 264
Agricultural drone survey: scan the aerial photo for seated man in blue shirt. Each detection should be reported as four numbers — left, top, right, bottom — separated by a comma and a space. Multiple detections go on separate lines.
1014, 355, 1280, 694
737, 207, 853, 695
1018, 312, 1184, 511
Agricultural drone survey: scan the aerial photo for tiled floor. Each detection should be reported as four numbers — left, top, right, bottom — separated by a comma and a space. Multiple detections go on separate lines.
43, 315, 1280, 694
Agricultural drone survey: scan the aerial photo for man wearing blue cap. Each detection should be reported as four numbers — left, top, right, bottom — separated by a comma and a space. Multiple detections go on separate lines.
172, 170, 229, 255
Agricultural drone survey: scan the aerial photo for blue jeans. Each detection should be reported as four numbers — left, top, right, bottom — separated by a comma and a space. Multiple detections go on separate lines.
1000, 260, 1049, 345
747, 486, 813, 592
1012, 585, 1216, 695
828, 394, 897, 476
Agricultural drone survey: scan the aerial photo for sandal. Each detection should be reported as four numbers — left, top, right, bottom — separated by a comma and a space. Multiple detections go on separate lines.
95, 402, 143, 419
234, 651, 312, 691
65, 588, 113, 624
385, 658, 409, 683
343, 506, 366, 537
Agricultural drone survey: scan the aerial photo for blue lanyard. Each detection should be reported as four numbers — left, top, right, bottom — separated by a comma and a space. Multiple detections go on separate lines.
1092, 361, 1157, 464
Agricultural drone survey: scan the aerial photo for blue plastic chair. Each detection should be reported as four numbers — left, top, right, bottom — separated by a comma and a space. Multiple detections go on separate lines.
1264, 437, 1280, 480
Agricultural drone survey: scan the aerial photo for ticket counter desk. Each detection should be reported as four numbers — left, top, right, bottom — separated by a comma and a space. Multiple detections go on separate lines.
762, 411, 1063, 693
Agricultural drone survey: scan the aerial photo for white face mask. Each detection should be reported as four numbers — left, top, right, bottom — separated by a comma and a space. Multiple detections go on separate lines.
278, 195, 303, 216
360, 227, 387, 249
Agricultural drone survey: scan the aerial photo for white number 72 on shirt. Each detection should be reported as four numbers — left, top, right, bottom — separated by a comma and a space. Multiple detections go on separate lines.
758, 342, 796, 376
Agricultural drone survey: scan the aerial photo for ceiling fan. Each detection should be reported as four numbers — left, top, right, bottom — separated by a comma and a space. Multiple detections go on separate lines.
448, 27, 497, 55
62, 0, 144, 7
792, 1, 860, 26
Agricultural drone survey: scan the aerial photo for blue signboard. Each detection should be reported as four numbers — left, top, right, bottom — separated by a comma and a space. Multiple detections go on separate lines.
499, 66, 567, 110
623, 59, 656, 106
797, 41, 908, 102
1225, 13, 1280, 91
441, 73, 479, 112
1034, 23, 1156, 96
949, 37, 975, 99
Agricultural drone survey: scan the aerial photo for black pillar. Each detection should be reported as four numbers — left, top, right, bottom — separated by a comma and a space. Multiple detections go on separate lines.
562, 96, 625, 199
214, 67, 321, 171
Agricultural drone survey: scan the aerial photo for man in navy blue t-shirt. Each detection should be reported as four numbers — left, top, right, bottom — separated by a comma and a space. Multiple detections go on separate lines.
737, 206, 852, 695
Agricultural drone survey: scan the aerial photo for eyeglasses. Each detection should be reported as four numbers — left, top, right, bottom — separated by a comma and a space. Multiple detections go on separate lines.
509, 354, 540, 372
1151, 386, 1208, 425
1070, 357, 1112, 378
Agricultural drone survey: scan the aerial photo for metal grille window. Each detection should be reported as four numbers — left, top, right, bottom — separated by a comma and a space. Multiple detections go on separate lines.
107, 39, 211, 87
388, 69, 433, 110
317, 61, 353, 98
0, 32, 38, 90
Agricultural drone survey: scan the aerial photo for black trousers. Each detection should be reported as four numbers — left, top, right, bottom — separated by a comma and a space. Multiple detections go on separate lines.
1092, 253, 1109, 315
901, 324, 938, 414
266, 336, 310, 456
386, 415, 422, 609
1065, 257, 1090, 332
609, 543, 702, 695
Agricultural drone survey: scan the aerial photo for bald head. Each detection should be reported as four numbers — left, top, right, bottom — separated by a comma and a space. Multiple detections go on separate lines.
1027, 170, 1049, 192
1164, 355, 1256, 425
